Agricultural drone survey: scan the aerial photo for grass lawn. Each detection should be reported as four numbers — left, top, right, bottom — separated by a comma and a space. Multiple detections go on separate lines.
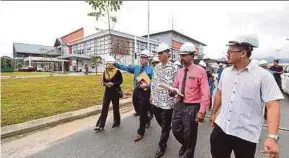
1, 74, 134, 127
1, 72, 53, 77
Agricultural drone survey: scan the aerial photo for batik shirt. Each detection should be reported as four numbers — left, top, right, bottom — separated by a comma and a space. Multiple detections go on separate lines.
151, 61, 178, 109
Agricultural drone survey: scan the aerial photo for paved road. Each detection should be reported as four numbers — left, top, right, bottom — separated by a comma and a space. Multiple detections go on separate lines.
26, 94, 289, 158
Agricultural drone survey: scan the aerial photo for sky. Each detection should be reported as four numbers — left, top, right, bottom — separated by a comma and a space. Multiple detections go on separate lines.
0, 1, 289, 59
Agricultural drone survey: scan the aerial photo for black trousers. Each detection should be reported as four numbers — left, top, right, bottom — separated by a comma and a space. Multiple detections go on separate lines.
96, 89, 120, 128
135, 88, 151, 135
133, 88, 140, 115
210, 124, 256, 158
172, 102, 200, 158
153, 105, 173, 151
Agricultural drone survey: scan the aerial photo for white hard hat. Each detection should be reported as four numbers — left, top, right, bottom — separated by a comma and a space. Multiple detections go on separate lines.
140, 50, 151, 58
203, 54, 209, 59
174, 60, 181, 66
179, 42, 196, 54
156, 43, 170, 53
152, 56, 159, 62
105, 55, 116, 64
199, 60, 207, 68
259, 60, 268, 66
227, 34, 259, 48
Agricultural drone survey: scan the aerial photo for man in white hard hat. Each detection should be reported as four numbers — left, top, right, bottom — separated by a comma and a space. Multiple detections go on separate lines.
174, 60, 182, 69
210, 34, 283, 158
169, 42, 210, 157
94, 56, 123, 131
150, 43, 178, 158
152, 55, 160, 67
114, 50, 154, 142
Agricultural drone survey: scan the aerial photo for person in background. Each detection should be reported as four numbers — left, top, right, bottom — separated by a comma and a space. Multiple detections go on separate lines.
210, 34, 283, 158
170, 42, 210, 158
151, 43, 178, 158
94, 56, 123, 131
199, 60, 215, 110
174, 60, 182, 69
270, 60, 284, 92
84, 64, 89, 75
152, 56, 160, 67
217, 63, 224, 83
114, 50, 154, 142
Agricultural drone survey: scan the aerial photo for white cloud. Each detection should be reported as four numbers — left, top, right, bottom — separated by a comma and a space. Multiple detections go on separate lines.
0, 1, 288, 59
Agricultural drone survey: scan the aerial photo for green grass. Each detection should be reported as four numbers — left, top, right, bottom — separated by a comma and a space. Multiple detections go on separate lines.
1, 72, 53, 76
1, 74, 134, 127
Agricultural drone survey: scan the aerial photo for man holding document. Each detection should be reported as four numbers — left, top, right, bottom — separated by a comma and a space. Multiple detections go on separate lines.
169, 42, 210, 158
150, 43, 178, 158
114, 50, 153, 142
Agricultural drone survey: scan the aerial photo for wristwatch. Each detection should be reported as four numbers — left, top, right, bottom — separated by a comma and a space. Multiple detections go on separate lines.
268, 134, 279, 141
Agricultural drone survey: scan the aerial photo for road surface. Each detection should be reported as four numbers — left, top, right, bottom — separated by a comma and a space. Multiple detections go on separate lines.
2, 94, 289, 158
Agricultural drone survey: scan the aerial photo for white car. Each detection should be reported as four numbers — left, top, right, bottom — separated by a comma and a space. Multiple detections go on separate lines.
281, 65, 289, 94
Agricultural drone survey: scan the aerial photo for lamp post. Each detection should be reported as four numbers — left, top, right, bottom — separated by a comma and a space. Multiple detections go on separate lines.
275, 49, 282, 59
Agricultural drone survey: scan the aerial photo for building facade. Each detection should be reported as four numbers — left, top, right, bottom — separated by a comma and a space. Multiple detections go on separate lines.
143, 30, 207, 61
13, 28, 206, 72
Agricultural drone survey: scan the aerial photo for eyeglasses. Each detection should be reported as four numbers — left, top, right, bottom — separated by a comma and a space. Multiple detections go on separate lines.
227, 49, 244, 54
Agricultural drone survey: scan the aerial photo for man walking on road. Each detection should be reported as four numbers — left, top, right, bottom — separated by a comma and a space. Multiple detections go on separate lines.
270, 60, 284, 92
150, 43, 178, 158
114, 50, 154, 142
170, 42, 210, 158
210, 35, 284, 158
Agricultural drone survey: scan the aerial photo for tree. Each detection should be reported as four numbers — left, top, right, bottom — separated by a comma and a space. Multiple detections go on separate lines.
91, 56, 103, 74
86, 0, 123, 57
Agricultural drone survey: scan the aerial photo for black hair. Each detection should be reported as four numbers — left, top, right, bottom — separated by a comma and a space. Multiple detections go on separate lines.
239, 43, 253, 58
274, 59, 279, 63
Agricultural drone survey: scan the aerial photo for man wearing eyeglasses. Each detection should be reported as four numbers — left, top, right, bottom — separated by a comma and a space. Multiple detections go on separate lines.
209, 35, 284, 158
150, 43, 178, 158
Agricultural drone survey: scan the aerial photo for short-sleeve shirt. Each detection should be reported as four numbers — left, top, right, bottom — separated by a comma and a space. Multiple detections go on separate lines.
215, 62, 284, 143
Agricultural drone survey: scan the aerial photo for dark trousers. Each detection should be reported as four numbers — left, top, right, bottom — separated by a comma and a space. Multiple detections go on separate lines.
210, 124, 256, 158
153, 105, 173, 151
172, 102, 200, 158
96, 90, 120, 128
133, 88, 140, 115
135, 88, 151, 135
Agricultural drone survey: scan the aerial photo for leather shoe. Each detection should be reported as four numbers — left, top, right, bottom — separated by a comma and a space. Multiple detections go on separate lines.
155, 148, 165, 158
112, 122, 120, 128
134, 134, 143, 142
179, 146, 186, 156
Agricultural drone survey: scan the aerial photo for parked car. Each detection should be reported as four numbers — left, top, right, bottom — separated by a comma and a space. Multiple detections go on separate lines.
37, 66, 44, 72
19, 66, 36, 72
281, 65, 289, 95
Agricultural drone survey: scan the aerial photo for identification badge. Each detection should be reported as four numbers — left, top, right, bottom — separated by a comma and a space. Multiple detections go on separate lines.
189, 76, 196, 80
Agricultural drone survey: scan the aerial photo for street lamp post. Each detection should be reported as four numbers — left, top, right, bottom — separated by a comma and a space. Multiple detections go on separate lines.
275, 49, 282, 59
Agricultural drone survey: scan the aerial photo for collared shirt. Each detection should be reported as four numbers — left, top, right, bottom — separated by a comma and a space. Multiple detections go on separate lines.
114, 63, 154, 88
151, 61, 178, 109
215, 62, 284, 143
269, 65, 283, 79
173, 63, 210, 113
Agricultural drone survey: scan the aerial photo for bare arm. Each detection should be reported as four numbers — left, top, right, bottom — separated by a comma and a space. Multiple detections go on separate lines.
212, 89, 222, 115
266, 100, 280, 135
210, 89, 222, 127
